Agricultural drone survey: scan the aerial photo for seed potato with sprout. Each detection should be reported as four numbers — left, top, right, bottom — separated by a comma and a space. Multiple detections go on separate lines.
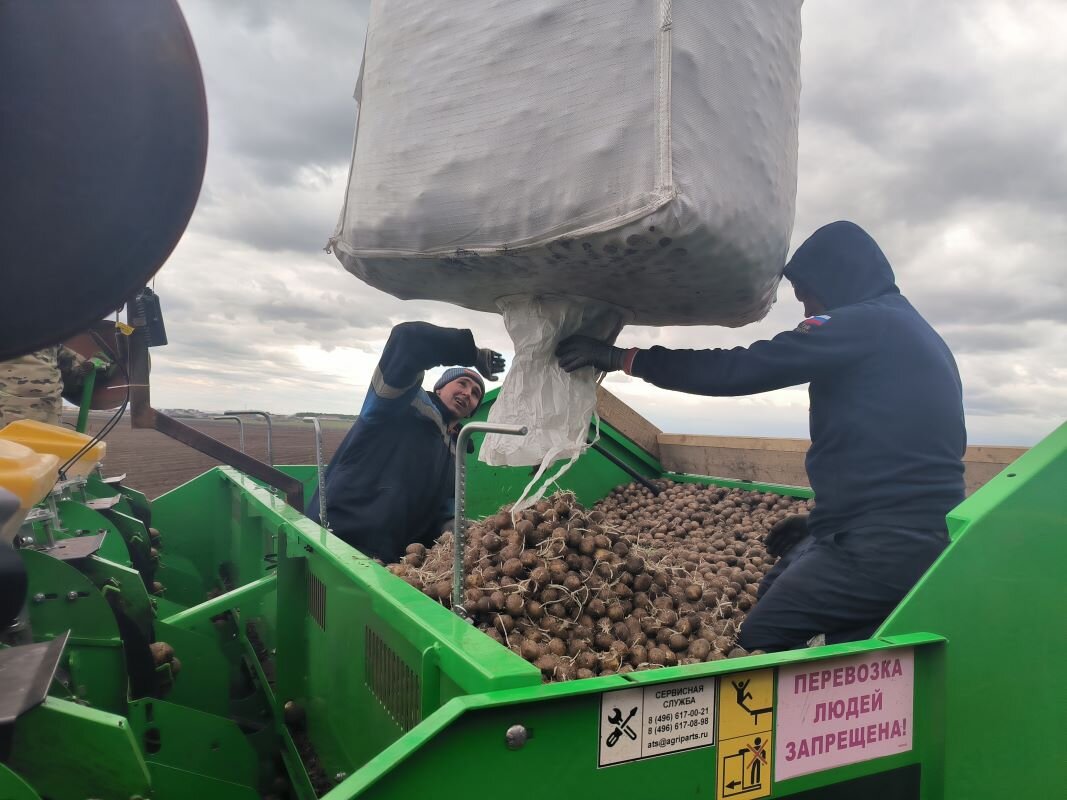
388, 482, 811, 682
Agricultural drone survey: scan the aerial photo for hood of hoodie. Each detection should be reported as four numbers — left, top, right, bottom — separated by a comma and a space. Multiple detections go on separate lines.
783, 221, 900, 311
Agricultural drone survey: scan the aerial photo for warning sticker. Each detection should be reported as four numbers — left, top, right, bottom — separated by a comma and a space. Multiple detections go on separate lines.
718, 732, 773, 798
598, 678, 715, 767
717, 670, 774, 800
775, 649, 914, 781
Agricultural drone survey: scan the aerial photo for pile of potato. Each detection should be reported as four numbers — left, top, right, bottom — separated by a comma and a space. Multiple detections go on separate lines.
388, 481, 811, 681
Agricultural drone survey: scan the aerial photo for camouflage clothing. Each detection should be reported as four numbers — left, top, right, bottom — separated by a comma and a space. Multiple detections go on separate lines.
0, 346, 90, 427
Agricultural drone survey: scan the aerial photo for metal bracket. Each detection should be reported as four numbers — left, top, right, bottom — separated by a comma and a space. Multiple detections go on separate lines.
42, 533, 107, 561
451, 423, 527, 611
0, 631, 70, 725
85, 496, 122, 511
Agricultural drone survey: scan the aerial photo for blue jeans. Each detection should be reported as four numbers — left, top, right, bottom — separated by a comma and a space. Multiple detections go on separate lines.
737, 526, 948, 652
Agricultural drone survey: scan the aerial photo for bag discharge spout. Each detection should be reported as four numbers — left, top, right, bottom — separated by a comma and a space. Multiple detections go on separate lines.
330, 0, 804, 498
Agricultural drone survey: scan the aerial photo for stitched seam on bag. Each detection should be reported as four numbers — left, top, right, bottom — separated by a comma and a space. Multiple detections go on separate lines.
655, 0, 674, 197
332, 191, 675, 259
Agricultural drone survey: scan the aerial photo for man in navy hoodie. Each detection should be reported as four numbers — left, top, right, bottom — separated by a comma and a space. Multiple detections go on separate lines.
307, 322, 504, 563
556, 221, 966, 651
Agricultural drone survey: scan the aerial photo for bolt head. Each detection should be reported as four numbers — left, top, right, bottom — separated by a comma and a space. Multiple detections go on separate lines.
334, 772, 348, 782
505, 724, 529, 750
32, 593, 46, 604
66, 591, 79, 602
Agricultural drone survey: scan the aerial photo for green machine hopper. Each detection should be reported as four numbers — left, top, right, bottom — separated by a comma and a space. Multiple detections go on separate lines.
6, 2, 1061, 796
2, 389, 1063, 800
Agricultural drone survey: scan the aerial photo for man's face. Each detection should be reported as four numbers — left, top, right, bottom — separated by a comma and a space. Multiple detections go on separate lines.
792, 282, 826, 318
436, 376, 482, 420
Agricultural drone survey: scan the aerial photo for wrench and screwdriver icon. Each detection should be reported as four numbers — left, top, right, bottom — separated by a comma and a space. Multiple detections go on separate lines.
606, 706, 639, 747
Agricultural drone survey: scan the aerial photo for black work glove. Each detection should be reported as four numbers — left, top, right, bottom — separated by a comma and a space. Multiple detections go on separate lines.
555, 335, 627, 374
474, 348, 505, 381
764, 514, 809, 558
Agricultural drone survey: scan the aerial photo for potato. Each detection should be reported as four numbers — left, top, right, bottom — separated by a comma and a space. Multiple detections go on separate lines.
391, 484, 802, 681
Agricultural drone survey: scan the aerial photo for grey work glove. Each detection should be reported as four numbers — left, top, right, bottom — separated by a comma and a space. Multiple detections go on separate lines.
555, 335, 627, 374
764, 514, 809, 558
475, 348, 505, 381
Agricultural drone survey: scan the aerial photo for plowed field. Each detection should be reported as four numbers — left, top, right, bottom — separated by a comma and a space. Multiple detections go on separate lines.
75, 411, 350, 499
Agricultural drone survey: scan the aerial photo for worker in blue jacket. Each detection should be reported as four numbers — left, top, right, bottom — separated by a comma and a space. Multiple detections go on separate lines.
557, 221, 966, 651
307, 322, 504, 563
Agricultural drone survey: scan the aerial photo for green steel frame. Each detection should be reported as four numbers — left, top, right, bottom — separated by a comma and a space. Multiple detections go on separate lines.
4, 392, 1064, 798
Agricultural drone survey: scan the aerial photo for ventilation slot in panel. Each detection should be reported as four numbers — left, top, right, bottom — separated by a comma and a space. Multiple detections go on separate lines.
307, 571, 326, 630
365, 627, 421, 731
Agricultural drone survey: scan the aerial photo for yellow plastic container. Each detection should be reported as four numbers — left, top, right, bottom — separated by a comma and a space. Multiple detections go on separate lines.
0, 419, 106, 477
0, 439, 59, 542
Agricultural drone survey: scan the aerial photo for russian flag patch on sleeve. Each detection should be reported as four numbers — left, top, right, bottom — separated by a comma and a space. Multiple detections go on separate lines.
796, 314, 831, 333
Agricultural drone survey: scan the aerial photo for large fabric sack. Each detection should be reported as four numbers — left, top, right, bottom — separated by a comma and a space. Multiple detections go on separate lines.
331, 0, 803, 474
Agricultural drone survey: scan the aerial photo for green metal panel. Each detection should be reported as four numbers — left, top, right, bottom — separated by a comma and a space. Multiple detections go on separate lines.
227, 491, 281, 592
83, 554, 156, 639
276, 464, 319, 504
117, 484, 154, 524
338, 636, 943, 799
65, 645, 129, 715
101, 505, 157, 576
152, 620, 233, 717
169, 447, 864, 792
127, 698, 262, 788
151, 470, 237, 605
149, 468, 541, 787
19, 549, 130, 711
146, 763, 263, 800
0, 764, 40, 800
27, 402, 1063, 800
8, 697, 152, 800
152, 595, 187, 619
155, 549, 214, 607
879, 421, 1067, 797
20, 549, 120, 642
275, 536, 540, 778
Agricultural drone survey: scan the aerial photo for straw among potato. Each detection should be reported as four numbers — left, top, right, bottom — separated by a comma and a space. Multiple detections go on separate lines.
389, 482, 811, 682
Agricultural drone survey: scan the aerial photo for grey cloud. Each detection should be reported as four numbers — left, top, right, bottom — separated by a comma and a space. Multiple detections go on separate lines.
939, 325, 1033, 355
183, 0, 368, 185
223, 214, 329, 254
143, 0, 1066, 443
914, 285, 1066, 327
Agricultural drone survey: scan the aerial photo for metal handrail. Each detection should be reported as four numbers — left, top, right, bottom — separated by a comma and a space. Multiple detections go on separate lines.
214, 415, 245, 453
224, 410, 273, 465
302, 417, 329, 530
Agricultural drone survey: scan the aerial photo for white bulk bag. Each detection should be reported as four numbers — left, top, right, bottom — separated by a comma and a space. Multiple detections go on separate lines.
331, 0, 803, 473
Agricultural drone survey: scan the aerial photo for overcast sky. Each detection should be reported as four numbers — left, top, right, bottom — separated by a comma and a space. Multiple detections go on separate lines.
153, 0, 1066, 446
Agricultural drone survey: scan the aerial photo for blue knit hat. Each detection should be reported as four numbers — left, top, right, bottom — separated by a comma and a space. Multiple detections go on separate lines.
433, 367, 485, 406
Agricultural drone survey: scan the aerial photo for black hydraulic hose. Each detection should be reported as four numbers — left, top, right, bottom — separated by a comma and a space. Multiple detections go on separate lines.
586, 439, 662, 496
